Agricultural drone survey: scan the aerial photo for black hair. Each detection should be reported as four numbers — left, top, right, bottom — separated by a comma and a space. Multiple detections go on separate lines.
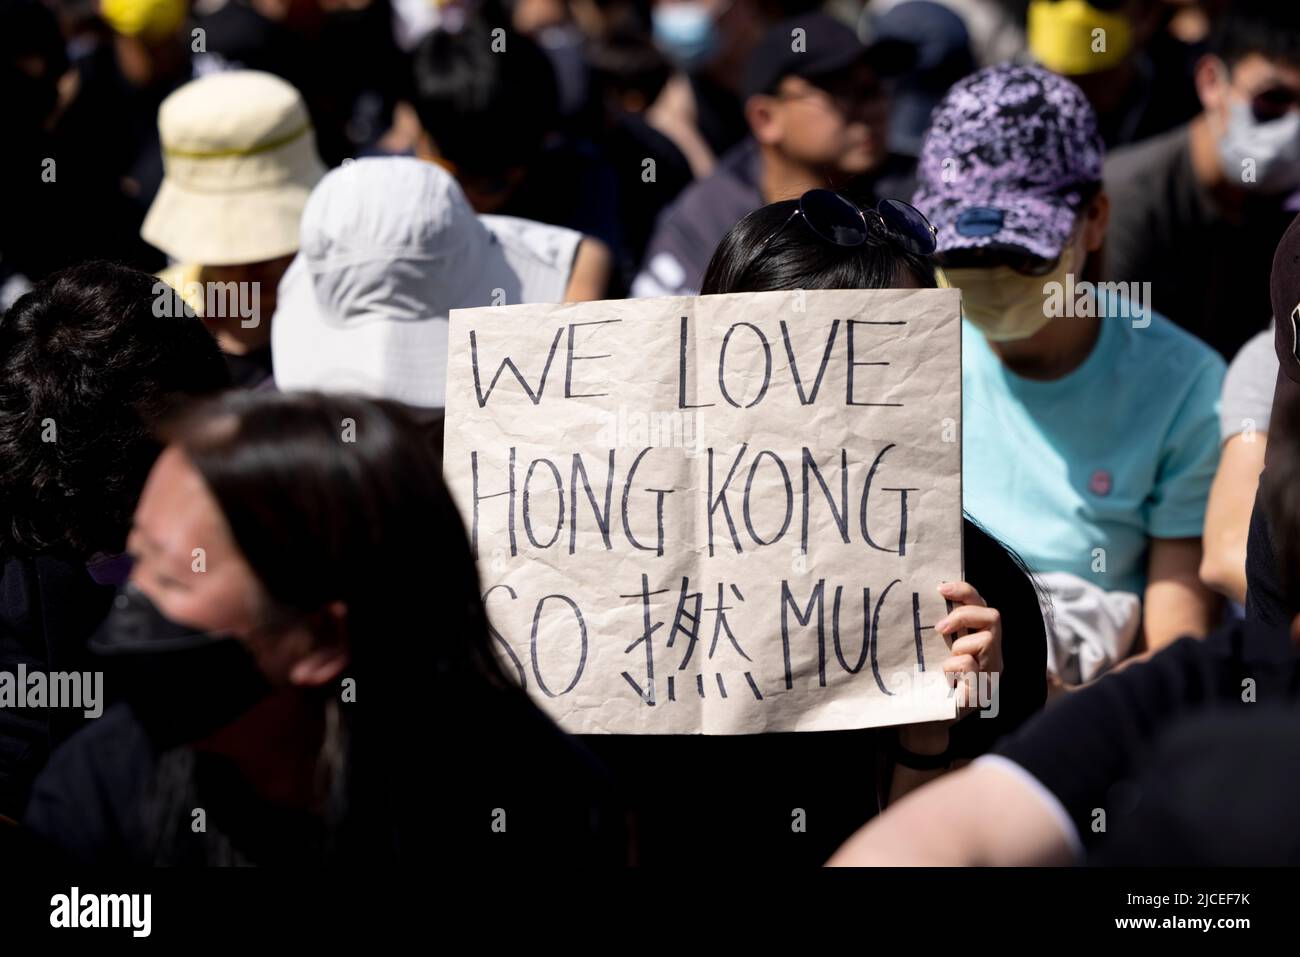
701, 197, 939, 295
586, 24, 672, 111
167, 391, 512, 697
161, 391, 603, 862
0, 0, 67, 75
410, 19, 559, 179
0, 261, 230, 559
1209, 0, 1300, 70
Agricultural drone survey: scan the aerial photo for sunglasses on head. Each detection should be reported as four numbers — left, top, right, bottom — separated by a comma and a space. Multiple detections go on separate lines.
764, 189, 939, 257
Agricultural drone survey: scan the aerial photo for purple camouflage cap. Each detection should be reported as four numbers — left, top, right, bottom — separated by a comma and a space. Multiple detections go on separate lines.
913, 63, 1104, 261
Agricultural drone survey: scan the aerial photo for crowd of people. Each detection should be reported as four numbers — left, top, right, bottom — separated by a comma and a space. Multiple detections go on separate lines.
2, 0, 1300, 867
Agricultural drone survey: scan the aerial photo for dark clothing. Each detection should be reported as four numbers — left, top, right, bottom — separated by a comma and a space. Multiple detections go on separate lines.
633, 139, 916, 298
1089, 709, 1300, 866
995, 618, 1300, 858
1245, 368, 1300, 628
689, 71, 749, 160
47, 42, 183, 273
498, 139, 624, 272
225, 346, 275, 391
1245, 483, 1289, 628
192, 0, 308, 86
1093, 37, 1200, 150
581, 518, 1047, 867
1103, 123, 1294, 360
602, 113, 694, 284
0, 556, 116, 818
25, 696, 627, 865
300, 1, 408, 165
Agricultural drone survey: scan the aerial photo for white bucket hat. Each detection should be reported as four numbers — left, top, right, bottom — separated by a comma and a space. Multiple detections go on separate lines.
142, 70, 326, 266
271, 157, 581, 408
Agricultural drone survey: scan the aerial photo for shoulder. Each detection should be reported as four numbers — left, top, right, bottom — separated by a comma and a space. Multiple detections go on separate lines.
1222, 329, 1278, 430
1104, 123, 1189, 187
658, 141, 761, 233
1226, 328, 1277, 386
480, 215, 583, 273
1111, 307, 1226, 386
24, 703, 155, 862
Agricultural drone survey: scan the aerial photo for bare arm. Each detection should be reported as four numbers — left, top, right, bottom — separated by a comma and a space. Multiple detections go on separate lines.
1143, 537, 1218, 652
829, 761, 1078, 866
563, 237, 612, 303
1199, 432, 1267, 605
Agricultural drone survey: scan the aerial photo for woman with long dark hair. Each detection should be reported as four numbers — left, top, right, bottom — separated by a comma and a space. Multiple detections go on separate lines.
25, 391, 624, 865
576, 188, 1047, 866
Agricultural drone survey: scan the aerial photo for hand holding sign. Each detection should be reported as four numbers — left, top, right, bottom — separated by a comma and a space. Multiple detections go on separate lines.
442, 289, 964, 734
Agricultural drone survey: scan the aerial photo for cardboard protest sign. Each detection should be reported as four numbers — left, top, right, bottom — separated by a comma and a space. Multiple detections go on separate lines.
442, 289, 963, 734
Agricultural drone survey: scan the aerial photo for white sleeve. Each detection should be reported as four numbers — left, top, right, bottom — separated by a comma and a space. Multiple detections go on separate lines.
973, 753, 1085, 862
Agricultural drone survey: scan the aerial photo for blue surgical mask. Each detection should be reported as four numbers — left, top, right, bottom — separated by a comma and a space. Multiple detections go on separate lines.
652, 3, 719, 70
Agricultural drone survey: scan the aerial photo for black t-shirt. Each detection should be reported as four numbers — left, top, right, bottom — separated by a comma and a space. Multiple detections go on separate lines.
0, 556, 116, 818
497, 139, 624, 264
1244, 368, 1298, 628
688, 71, 748, 160
24, 698, 628, 866
1245, 482, 1290, 627
224, 346, 275, 391
993, 618, 1299, 854
580, 517, 1047, 867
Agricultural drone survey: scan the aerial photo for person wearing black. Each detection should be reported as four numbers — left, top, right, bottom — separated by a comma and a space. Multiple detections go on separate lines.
0, 263, 230, 819
579, 192, 1048, 867
23, 392, 626, 865
409, 17, 617, 299
584, 26, 695, 281
829, 386, 1300, 866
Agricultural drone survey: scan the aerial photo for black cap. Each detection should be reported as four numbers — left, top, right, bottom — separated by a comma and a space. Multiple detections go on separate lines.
1272, 212, 1300, 384
742, 13, 916, 102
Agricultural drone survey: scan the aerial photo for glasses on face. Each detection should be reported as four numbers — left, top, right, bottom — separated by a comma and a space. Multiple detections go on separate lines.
763, 189, 938, 256
778, 83, 887, 121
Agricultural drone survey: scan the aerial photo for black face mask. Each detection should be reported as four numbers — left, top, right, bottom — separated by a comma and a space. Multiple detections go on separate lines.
89, 585, 273, 749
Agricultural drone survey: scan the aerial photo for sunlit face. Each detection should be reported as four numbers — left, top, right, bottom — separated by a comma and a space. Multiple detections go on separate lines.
126, 445, 323, 685
765, 65, 889, 175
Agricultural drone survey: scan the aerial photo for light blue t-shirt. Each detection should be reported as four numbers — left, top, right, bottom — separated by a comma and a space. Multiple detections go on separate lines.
962, 301, 1225, 596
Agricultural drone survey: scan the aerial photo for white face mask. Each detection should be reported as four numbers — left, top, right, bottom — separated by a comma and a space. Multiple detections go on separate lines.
1218, 100, 1300, 194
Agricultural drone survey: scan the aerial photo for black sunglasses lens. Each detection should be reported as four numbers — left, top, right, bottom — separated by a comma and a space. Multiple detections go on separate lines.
800, 189, 869, 247
1252, 88, 1299, 122
877, 199, 938, 255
